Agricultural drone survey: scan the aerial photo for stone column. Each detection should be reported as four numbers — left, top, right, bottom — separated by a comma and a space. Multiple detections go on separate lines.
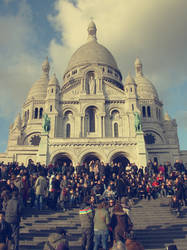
96, 78, 103, 93
102, 116, 106, 137
81, 79, 86, 93
81, 116, 85, 137
101, 116, 103, 137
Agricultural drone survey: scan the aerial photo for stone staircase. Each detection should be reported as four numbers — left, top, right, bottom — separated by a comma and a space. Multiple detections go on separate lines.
131, 197, 187, 250
19, 197, 187, 250
20, 208, 82, 250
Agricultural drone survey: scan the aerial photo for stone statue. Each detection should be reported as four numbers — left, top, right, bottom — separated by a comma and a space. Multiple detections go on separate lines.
134, 112, 142, 132
89, 75, 96, 94
42, 114, 50, 132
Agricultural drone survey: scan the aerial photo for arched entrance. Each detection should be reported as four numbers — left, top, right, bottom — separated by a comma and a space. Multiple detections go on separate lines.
82, 152, 100, 165
52, 153, 72, 167
110, 152, 130, 167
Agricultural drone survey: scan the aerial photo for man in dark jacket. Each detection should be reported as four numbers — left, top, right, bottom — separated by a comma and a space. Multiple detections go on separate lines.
5, 192, 21, 250
0, 210, 12, 250
79, 197, 94, 250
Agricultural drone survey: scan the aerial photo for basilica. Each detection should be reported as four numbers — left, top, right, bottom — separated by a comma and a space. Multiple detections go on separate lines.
1, 21, 187, 167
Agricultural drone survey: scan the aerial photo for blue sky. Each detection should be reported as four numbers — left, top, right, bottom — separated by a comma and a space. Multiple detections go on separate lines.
0, 0, 187, 152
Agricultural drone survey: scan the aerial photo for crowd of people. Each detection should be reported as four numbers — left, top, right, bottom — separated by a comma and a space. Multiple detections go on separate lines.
0, 158, 186, 250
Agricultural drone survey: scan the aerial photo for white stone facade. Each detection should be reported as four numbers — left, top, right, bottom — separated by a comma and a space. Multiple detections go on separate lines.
1, 21, 187, 167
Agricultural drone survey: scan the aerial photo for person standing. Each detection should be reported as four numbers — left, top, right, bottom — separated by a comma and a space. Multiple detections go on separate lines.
5, 192, 21, 250
0, 210, 12, 250
94, 201, 110, 250
111, 204, 133, 245
79, 197, 94, 250
34, 172, 48, 211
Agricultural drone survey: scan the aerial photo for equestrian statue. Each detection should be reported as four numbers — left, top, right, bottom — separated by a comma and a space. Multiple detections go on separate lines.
42, 114, 51, 132
134, 112, 142, 132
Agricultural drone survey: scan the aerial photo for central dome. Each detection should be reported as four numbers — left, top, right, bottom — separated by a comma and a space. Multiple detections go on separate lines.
65, 21, 119, 74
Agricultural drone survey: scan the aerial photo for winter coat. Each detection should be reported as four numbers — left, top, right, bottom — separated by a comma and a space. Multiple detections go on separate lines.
94, 207, 110, 231
5, 197, 21, 224
43, 233, 69, 250
35, 176, 48, 196
111, 211, 133, 242
79, 204, 94, 229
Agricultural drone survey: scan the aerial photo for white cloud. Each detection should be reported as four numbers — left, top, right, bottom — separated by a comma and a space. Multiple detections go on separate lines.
0, 0, 41, 119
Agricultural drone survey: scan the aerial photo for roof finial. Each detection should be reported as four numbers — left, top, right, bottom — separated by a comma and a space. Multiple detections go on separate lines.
125, 72, 135, 85
42, 56, 50, 75
87, 19, 97, 42
134, 57, 143, 76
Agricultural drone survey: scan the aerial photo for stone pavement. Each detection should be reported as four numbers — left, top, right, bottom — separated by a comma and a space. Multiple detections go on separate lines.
19, 197, 187, 250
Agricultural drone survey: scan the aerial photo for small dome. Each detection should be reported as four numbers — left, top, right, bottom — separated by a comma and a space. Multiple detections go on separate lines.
134, 57, 159, 99
135, 75, 159, 99
26, 58, 50, 102
65, 21, 119, 74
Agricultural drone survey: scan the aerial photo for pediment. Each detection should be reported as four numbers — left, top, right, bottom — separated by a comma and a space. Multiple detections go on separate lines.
61, 83, 81, 101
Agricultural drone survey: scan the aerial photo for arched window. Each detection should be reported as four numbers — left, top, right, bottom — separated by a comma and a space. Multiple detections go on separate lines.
66, 124, 71, 138
34, 108, 38, 119
39, 108, 43, 119
51, 88, 53, 93
89, 109, 95, 132
147, 106, 151, 117
114, 123, 119, 137
132, 104, 134, 111
50, 105, 52, 112
142, 106, 146, 117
